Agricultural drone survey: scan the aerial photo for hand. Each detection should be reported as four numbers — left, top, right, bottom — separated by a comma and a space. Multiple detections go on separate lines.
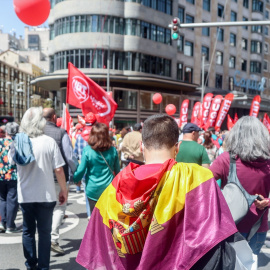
254, 194, 269, 210
59, 189, 68, 205
129, 155, 134, 159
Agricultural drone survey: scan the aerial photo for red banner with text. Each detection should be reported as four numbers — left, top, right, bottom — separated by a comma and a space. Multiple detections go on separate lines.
179, 99, 189, 126
249, 95, 261, 117
200, 93, 213, 128
215, 93, 234, 131
204, 95, 223, 130
191, 102, 201, 126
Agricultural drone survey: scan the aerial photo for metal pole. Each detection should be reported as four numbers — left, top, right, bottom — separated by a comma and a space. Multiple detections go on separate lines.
107, 35, 110, 92
178, 20, 270, 29
201, 54, 205, 103
27, 84, 30, 109
13, 79, 17, 122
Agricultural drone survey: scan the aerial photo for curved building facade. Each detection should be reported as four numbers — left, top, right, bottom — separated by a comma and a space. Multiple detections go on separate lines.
32, 0, 270, 127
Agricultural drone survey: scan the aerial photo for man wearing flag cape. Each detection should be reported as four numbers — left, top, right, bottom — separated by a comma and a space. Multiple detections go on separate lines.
77, 114, 255, 270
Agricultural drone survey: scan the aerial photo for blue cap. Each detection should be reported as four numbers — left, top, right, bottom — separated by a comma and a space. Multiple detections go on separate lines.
182, 123, 202, 134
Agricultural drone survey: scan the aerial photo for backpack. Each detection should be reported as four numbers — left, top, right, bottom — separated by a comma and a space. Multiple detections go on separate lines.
222, 155, 266, 241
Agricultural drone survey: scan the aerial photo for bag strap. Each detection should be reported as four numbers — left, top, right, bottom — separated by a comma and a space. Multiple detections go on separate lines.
247, 207, 268, 241
99, 151, 114, 175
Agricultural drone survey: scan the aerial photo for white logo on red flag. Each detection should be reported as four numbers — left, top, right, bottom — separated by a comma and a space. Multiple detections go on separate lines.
249, 95, 261, 117
179, 99, 189, 126
204, 95, 223, 130
72, 76, 90, 103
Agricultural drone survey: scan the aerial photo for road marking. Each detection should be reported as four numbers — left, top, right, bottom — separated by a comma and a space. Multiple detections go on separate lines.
0, 210, 79, 245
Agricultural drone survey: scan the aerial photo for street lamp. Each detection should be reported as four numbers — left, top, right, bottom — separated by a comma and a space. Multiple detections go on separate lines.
6, 80, 24, 122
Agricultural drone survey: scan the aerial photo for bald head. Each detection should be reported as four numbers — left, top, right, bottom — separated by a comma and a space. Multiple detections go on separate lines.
43, 108, 56, 123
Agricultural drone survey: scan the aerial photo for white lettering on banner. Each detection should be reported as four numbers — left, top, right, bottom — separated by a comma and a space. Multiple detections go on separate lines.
202, 99, 212, 122
72, 76, 90, 103
251, 101, 260, 116
216, 100, 232, 126
181, 107, 188, 122
99, 96, 111, 117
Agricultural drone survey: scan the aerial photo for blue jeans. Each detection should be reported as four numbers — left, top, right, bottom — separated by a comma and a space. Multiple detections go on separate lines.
241, 232, 267, 255
0, 180, 18, 228
20, 202, 56, 270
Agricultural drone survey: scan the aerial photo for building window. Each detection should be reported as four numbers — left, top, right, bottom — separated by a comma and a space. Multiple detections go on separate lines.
202, 25, 210, 36
251, 40, 262, 53
265, 26, 269, 36
230, 33, 236, 46
250, 61, 261, 73
218, 4, 224, 17
241, 59, 247, 71
229, 77, 234, 91
177, 63, 183, 80
202, 46, 209, 61
216, 51, 223, 65
203, 0, 210, 11
184, 67, 193, 83
186, 0, 195, 4
242, 38, 248, 50
243, 0, 249, 8
217, 28, 224, 41
266, 10, 269, 19
28, 35, 40, 50
251, 23, 262, 33
231, 11, 237, 21
264, 60, 268, 71
177, 35, 184, 52
186, 14, 194, 30
215, 74, 223, 89
252, 0, 264, 12
242, 17, 248, 30
229, 56, 236, 68
178, 7, 185, 23
184, 41, 193, 56
264, 43, 269, 54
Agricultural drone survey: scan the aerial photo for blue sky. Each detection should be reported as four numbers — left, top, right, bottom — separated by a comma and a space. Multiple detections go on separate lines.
0, 0, 48, 38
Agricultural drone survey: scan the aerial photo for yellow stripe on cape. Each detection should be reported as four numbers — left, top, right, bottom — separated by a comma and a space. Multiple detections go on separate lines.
96, 163, 213, 227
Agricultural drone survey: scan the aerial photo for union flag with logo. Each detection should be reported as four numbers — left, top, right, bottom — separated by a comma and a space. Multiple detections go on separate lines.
67, 62, 118, 124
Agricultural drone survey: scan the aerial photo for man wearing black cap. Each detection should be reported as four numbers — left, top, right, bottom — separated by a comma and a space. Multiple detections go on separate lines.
176, 123, 210, 168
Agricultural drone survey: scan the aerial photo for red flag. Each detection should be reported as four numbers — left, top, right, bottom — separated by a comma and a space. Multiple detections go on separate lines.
204, 95, 223, 130
61, 103, 74, 139
227, 115, 234, 131
67, 62, 118, 124
215, 93, 234, 131
233, 113, 238, 124
174, 118, 181, 127
249, 95, 261, 117
200, 93, 213, 127
179, 99, 189, 126
263, 113, 270, 132
191, 102, 201, 126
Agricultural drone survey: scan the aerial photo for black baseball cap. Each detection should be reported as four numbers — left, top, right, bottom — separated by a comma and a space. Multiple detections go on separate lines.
182, 123, 202, 134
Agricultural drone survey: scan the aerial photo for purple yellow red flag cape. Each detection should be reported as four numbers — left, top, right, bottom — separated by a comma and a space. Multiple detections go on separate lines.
76, 159, 237, 270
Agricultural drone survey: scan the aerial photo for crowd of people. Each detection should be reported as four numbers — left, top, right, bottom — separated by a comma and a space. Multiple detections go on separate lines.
0, 108, 269, 270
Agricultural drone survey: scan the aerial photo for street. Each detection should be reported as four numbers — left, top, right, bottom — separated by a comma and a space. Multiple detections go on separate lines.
0, 185, 270, 270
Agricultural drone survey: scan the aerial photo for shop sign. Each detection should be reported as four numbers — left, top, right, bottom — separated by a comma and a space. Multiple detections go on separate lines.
233, 71, 266, 92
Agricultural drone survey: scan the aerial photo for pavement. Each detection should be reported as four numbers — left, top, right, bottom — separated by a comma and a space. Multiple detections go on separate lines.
0, 184, 270, 269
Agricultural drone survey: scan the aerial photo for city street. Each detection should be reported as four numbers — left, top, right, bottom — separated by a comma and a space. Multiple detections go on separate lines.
0, 185, 270, 270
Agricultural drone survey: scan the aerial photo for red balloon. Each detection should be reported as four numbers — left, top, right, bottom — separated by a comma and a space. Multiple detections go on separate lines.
152, 93, 162, 104
13, 0, 51, 26
165, 104, 176, 115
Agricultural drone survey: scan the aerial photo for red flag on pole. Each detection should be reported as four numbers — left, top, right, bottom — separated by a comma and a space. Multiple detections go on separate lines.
215, 93, 234, 131
61, 103, 74, 139
263, 113, 270, 132
249, 95, 261, 117
191, 102, 201, 126
200, 93, 213, 128
204, 95, 223, 130
67, 62, 118, 124
233, 113, 238, 124
227, 115, 234, 131
179, 99, 189, 126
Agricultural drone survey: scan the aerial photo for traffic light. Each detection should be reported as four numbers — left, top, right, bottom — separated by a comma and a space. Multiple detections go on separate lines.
171, 17, 180, 40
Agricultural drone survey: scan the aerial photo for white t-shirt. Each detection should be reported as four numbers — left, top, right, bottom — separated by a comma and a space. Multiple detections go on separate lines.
10, 134, 65, 203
